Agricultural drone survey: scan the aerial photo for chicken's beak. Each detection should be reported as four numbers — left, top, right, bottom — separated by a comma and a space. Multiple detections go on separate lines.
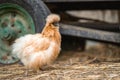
18, 61, 24, 66
54, 22, 59, 27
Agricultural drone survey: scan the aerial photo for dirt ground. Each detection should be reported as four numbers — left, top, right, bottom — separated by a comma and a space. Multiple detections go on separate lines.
0, 42, 120, 80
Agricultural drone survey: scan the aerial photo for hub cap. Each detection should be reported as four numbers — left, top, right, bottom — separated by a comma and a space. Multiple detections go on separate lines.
0, 3, 35, 64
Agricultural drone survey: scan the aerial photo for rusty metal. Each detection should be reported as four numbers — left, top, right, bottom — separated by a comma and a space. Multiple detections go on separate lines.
44, 0, 120, 11
43, 0, 120, 2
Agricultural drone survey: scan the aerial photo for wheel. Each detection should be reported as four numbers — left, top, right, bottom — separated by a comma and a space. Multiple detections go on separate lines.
0, 0, 50, 64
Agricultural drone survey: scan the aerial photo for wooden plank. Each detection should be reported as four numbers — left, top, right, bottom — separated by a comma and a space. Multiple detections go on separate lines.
60, 23, 120, 43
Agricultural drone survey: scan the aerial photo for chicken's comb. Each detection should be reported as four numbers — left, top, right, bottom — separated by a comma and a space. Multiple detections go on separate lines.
46, 14, 60, 24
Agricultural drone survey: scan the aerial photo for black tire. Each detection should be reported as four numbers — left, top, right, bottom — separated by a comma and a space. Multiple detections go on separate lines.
0, 0, 51, 32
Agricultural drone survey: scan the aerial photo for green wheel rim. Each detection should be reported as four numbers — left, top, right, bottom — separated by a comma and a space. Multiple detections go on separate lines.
0, 3, 35, 64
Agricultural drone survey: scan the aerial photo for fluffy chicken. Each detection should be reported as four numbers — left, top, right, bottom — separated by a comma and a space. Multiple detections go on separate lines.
12, 14, 61, 73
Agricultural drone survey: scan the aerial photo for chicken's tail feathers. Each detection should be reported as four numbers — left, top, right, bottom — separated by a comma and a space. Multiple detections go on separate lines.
46, 14, 60, 24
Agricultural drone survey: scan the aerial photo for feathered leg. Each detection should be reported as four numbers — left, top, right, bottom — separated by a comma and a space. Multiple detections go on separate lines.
24, 67, 29, 76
